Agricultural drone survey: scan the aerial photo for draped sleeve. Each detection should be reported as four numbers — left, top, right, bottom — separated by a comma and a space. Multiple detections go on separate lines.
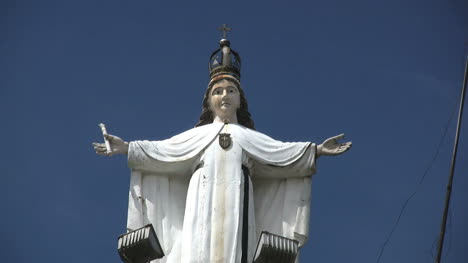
125, 123, 224, 258
232, 124, 317, 247
127, 123, 224, 174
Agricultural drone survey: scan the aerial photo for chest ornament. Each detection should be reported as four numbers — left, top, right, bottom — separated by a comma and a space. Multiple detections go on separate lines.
219, 133, 232, 149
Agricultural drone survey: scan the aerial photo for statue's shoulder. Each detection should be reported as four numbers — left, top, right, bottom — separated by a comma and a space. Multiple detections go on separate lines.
231, 124, 270, 140
189, 122, 224, 134
168, 123, 223, 141
230, 123, 264, 135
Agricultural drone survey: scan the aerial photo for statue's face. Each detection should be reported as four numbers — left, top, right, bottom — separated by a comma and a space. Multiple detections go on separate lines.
209, 79, 241, 119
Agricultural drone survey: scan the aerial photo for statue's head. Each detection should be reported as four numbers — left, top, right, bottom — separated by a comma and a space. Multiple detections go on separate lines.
197, 31, 254, 128
195, 75, 255, 129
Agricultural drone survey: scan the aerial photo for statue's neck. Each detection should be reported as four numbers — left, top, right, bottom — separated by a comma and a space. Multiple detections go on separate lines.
213, 114, 238, 125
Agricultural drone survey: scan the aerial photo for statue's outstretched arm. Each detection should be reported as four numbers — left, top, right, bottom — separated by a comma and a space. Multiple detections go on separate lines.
317, 134, 352, 157
92, 134, 129, 156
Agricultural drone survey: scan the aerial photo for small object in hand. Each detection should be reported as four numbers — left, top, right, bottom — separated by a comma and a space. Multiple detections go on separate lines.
117, 224, 164, 263
98, 123, 111, 154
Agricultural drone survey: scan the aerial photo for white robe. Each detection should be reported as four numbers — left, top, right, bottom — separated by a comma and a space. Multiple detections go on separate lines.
127, 123, 316, 263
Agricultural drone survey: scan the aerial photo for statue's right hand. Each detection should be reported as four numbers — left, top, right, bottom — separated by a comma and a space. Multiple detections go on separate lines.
92, 134, 129, 156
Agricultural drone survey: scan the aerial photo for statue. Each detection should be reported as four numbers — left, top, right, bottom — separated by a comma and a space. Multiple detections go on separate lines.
93, 32, 351, 263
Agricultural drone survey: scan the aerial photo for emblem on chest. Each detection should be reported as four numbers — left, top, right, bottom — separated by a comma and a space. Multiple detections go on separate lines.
219, 133, 232, 149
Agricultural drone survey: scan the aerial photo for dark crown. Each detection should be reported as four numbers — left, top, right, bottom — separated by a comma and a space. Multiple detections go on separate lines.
209, 38, 241, 81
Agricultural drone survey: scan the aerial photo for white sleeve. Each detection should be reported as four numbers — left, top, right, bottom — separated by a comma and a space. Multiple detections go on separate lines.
250, 144, 316, 179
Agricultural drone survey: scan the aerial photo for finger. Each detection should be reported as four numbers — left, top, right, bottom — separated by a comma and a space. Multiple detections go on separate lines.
94, 146, 107, 152
95, 143, 108, 149
105, 134, 121, 141
96, 151, 108, 156
334, 133, 345, 140
339, 143, 352, 152
104, 134, 115, 141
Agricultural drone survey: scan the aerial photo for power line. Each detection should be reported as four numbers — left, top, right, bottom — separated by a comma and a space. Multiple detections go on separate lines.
375, 100, 458, 263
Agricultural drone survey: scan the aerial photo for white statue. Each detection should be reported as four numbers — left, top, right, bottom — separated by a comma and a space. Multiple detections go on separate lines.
93, 77, 351, 263
93, 35, 351, 263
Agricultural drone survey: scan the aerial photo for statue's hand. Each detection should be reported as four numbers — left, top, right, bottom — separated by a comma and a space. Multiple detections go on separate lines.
317, 134, 352, 157
92, 134, 129, 156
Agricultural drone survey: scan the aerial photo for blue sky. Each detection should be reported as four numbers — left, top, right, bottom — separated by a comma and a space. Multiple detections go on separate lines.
1, 0, 467, 262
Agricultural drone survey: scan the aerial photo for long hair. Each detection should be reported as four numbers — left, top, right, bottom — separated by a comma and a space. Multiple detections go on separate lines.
195, 78, 255, 130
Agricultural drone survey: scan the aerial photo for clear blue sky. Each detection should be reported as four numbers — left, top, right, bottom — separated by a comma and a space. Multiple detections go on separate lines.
1, 0, 467, 262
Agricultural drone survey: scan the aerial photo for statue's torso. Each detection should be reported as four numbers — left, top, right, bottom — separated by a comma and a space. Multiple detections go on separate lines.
181, 124, 253, 262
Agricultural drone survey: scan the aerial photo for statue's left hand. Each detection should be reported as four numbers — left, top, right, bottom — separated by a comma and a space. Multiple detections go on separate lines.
317, 134, 352, 157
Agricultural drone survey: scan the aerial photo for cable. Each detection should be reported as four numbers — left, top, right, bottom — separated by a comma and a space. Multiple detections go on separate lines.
444, 209, 453, 258
375, 102, 458, 263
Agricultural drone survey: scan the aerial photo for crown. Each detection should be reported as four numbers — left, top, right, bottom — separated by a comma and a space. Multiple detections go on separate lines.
209, 25, 241, 81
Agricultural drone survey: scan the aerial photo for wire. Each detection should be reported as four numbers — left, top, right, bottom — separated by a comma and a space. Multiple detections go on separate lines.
375, 103, 458, 263
445, 209, 453, 258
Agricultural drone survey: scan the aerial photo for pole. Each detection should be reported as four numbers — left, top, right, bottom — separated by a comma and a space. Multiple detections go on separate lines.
435, 54, 468, 263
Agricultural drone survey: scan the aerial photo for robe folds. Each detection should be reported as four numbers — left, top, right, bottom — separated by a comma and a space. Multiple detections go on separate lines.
127, 123, 316, 263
